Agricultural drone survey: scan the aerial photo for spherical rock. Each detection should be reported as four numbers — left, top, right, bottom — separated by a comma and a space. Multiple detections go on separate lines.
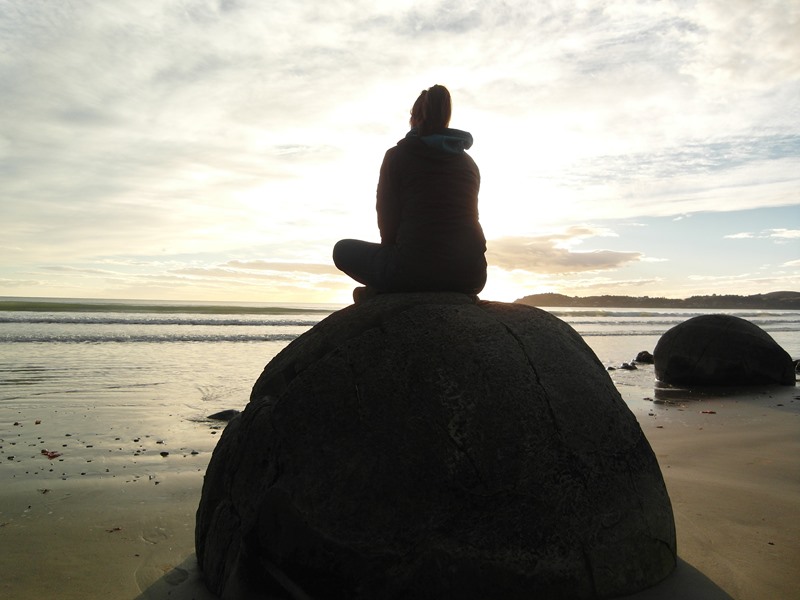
196, 293, 676, 599
654, 314, 795, 386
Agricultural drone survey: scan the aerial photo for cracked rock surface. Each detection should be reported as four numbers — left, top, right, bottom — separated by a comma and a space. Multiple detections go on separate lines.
196, 293, 676, 599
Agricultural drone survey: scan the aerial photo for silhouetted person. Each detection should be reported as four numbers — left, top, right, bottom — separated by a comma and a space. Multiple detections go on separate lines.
333, 85, 487, 303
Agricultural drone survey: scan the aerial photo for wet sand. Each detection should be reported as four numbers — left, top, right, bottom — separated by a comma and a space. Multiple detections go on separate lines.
1, 371, 798, 599
621, 381, 800, 599
0, 403, 222, 600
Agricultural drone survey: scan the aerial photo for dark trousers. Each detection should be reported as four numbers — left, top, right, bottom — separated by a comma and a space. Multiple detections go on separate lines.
333, 238, 486, 295
332, 239, 397, 291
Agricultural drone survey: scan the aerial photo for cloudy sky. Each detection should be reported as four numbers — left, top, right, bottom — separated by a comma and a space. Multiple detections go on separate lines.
1, 0, 798, 304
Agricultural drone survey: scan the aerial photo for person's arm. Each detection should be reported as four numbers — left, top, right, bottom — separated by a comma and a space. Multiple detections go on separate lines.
376, 149, 401, 245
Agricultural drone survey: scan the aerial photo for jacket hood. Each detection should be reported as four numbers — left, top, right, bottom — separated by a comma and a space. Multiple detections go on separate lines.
403, 128, 473, 155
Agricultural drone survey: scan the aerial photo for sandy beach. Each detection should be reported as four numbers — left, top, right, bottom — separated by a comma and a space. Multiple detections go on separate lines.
621, 381, 800, 599
1, 362, 798, 599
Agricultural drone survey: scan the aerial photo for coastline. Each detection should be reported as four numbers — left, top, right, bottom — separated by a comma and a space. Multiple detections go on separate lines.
516, 291, 800, 311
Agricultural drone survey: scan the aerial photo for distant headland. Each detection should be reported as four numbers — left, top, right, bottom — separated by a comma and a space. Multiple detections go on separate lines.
515, 291, 800, 310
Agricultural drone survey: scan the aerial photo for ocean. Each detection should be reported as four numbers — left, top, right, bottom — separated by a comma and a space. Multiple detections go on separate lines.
1, 298, 798, 411
1, 297, 798, 486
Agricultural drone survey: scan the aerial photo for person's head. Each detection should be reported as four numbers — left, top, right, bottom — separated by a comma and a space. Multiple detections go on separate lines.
409, 91, 427, 129
409, 84, 451, 135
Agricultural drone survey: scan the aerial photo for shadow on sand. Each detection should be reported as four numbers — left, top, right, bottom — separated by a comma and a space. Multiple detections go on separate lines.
135, 555, 732, 600
133, 554, 215, 600
621, 558, 733, 600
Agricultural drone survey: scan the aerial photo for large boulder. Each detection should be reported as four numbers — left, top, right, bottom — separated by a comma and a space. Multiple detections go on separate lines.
654, 314, 795, 386
196, 293, 676, 599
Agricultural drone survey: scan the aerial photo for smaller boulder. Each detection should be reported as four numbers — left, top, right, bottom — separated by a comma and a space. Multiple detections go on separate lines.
654, 314, 795, 386
207, 409, 240, 421
634, 351, 654, 364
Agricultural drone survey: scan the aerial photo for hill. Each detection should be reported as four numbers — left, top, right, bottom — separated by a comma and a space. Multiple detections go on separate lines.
514, 291, 800, 310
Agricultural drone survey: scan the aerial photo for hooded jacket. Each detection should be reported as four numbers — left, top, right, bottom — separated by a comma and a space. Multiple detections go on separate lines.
375, 128, 487, 292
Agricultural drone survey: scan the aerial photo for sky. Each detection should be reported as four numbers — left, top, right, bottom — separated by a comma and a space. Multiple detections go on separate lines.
1, 0, 798, 305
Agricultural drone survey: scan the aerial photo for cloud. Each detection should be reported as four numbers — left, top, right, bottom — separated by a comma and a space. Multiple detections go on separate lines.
562, 277, 664, 291
41, 266, 121, 276
0, 278, 41, 288
225, 260, 339, 275
768, 229, 800, 239
505, 274, 665, 299
169, 265, 339, 284
487, 227, 642, 274
566, 136, 800, 186
10, 259, 352, 304
687, 272, 800, 289
724, 228, 800, 240
1, 0, 798, 302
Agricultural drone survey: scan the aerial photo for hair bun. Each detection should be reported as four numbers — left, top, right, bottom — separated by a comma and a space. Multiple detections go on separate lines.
418, 84, 452, 135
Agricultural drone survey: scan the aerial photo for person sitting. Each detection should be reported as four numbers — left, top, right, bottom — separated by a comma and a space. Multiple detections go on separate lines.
333, 84, 487, 303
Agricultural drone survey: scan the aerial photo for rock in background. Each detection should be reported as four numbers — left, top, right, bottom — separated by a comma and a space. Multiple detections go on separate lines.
196, 293, 676, 599
654, 314, 796, 386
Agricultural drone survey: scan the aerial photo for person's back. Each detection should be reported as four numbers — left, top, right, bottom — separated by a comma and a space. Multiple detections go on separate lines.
334, 84, 487, 300
380, 131, 485, 290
